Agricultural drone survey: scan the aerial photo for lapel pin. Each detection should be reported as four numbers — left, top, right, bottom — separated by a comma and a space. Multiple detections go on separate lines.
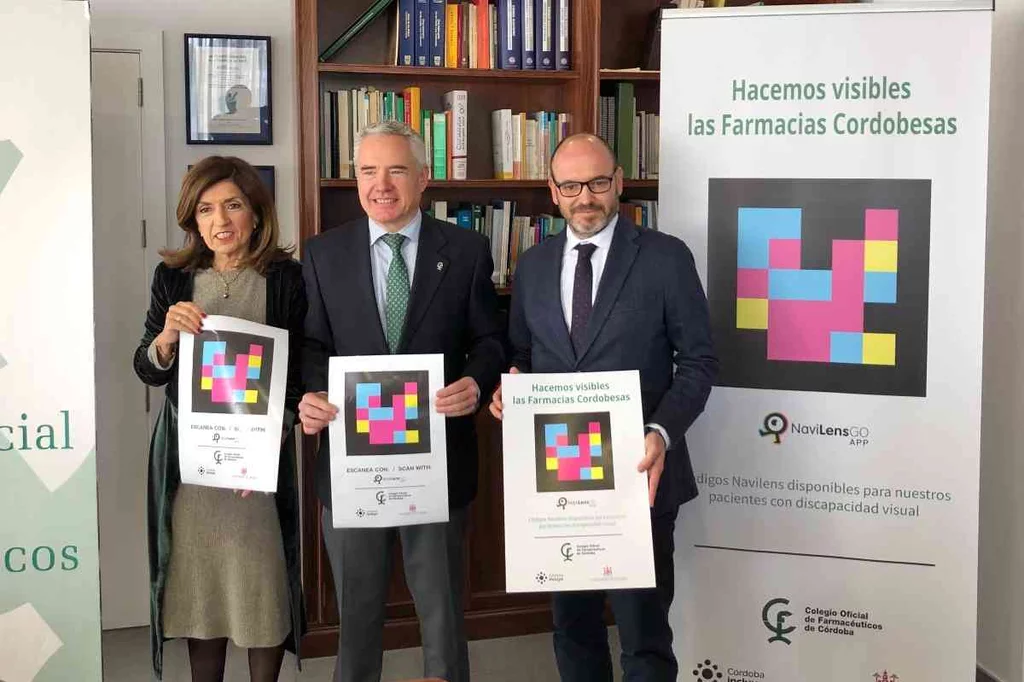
437, 261, 444, 271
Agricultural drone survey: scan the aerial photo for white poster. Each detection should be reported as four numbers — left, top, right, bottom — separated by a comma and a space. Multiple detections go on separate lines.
659, 4, 990, 681
328, 354, 448, 528
177, 316, 288, 493
501, 371, 655, 593
0, 1, 101, 680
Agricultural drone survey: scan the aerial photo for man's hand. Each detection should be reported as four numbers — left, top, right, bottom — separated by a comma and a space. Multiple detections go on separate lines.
637, 430, 667, 507
488, 367, 520, 421
436, 377, 480, 417
298, 391, 338, 435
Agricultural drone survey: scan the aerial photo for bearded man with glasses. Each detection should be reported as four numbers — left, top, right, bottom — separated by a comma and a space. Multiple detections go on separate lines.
489, 133, 719, 682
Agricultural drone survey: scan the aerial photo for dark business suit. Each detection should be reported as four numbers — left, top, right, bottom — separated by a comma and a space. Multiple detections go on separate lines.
509, 217, 718, 682
303, 213, 504, 682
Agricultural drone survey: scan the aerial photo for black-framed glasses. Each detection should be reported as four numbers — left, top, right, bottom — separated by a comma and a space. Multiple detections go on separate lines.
553, 175, 615, 198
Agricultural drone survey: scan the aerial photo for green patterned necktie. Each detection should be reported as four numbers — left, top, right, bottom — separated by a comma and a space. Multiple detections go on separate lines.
381, 232, 410, 353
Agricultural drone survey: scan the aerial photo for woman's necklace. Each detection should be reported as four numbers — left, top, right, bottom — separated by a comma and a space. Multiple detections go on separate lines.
215, 267, 244, 299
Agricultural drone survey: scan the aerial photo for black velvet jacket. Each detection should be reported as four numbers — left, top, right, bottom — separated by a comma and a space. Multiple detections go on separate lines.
133, 258, 307, 678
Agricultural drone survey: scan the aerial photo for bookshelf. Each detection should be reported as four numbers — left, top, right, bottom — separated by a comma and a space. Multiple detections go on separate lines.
294, 0, 833, 657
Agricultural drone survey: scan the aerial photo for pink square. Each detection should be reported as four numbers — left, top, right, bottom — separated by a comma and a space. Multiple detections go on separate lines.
369, 421, 393, 445
202, 365, 213, 378
556, 434, 569, 447
356, 408, 369, 420
558, 456, 582, 482
769, 239, 802, 269
589, 422, 601, 433
213, 354, 225, 366
391, 395, 406, 431
865, 209, 898, 241
369, 395, 381, 408
576, 434, 593, 469
736, 269, 769, 298
211, 379, 231, 403
546, 446, 557, 457
249, 344, 263, 356
405, 382, 418, 394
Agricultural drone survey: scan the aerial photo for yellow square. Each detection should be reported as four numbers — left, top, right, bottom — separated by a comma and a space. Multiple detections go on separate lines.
406, 430, 420, 444
737, 298, 768, 330
864, 241, 898, 273
863, 333, 896, 366
405, 393, 417, 407
590, 467, 604, 480
244, 390, 259, 403
589, 433, 601, 446
356, 420, 370, 434
201, 377, 213, 390
546, 457, 558, 471
248, 355, 262, 368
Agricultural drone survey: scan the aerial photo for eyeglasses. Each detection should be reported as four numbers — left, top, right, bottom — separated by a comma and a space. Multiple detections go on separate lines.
552, 175, 615, 198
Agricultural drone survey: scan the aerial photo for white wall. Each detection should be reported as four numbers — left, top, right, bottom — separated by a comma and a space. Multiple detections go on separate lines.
978, 0, 1024, 680
89, 0, 298, 250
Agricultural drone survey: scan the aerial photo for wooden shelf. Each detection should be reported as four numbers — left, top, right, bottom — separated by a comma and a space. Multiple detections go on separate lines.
319, 63, 580, 82
624, 179, 659, 188
321, 179, 551, 189
599, 69, 660, 81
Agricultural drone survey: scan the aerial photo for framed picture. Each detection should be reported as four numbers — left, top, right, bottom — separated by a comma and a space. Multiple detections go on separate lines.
185, 33, 273, 145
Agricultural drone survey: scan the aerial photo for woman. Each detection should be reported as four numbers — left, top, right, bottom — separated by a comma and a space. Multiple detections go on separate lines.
133, 156, 306, 681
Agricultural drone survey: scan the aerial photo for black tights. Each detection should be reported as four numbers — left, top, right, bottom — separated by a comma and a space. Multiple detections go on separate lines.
186, 638, 285, 682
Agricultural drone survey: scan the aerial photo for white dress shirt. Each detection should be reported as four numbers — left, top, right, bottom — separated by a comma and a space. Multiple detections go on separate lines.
369, 212, 422, 330
558, 214, 670, 450
560, 215, 618, 329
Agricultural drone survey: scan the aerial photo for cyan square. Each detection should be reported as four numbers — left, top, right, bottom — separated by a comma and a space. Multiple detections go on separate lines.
405, 406, 418, 420
737, 208, 803, 268
830, 332, 864, 364
213, 365, 235, 379
864, 272, 897, 304
591, 444, 602, 458
202, 341, 227, 365
356, 383, 381, 409
580, 468, 592, 480
247, 366, 260, 380
232, 389, 246, 402
546, 423, 568, 447
393, 431, 406, 444
369, 407, 393, 421
557, 445, 579, 459
768, 269, 832, 301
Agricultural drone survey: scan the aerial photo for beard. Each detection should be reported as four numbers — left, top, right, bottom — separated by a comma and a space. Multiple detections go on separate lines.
566, 201, 617, 239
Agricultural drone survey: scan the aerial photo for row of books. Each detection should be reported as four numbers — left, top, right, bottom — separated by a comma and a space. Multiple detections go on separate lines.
491, 110, 571, 180
320, 86, 469, 181
397, 0, 571, 70
427, 200, 566, 286
427, 199, 659, 286
599, 83, 660, 180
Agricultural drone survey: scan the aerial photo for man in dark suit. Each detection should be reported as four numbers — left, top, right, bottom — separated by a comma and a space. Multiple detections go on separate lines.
490, 134, 718, 682
299, 120, 504, 682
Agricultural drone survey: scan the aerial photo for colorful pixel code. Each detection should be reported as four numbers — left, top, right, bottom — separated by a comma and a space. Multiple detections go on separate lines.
708, 179, 930, 397
190, 330, 275, 416
736, 207, 898, 366
344, 371, 431, 456
534, 413, 615, 493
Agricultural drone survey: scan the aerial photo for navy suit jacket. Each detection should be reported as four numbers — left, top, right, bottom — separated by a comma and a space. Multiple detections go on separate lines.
302, 214, 505, 509
509, 217, 718, 513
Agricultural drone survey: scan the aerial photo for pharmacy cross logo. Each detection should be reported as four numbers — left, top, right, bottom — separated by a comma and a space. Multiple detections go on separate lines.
763, 597, 796, 645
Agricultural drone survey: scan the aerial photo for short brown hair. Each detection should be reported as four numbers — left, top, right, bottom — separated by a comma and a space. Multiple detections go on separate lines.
162, 156, 293, 273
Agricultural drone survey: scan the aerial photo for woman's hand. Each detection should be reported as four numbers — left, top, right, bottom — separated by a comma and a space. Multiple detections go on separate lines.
154, 302, 206, 364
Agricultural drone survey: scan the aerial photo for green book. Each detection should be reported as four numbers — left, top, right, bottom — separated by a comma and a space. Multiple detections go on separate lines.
616, 82, 635, 179
432, 112, 447, 180
319, 0, 397, 63
396, 95, 406, 125
384, 92, 393, 121
422, 109, 433, 177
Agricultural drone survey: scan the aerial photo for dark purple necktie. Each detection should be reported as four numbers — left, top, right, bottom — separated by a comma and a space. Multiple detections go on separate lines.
570, 243, 598, 355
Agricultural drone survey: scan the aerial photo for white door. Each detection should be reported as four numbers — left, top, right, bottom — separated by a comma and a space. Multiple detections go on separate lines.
91, 49, 151, 630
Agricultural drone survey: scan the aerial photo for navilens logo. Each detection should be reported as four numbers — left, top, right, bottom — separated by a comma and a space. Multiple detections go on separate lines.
758, 412, 870, 447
